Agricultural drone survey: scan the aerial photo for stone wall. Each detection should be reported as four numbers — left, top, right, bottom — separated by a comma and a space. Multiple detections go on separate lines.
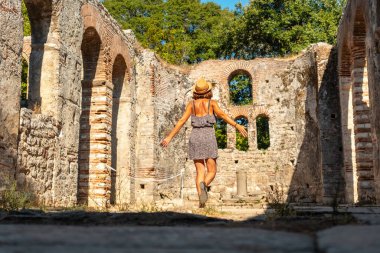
0, 0, 22, 180
178, 44, 342, 205
16, 108, 75, 206
2, 0, 379, 208
132, 49, 191, 205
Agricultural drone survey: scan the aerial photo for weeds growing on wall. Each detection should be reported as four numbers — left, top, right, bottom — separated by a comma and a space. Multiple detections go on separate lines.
0, 178, 33, 212
266, 183, 295, 217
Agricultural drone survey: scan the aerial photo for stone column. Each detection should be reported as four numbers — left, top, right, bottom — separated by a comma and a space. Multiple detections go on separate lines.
28, 42, 60, 118
78, 80, 113, 208
352, 64, 375, 202
248, 118, 256, 151
0, 1, 22, 177
227, 124, 236, 149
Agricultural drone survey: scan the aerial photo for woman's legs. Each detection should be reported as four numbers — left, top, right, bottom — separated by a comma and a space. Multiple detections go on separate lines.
205, 158, 217, 186
194, 159, 206, 196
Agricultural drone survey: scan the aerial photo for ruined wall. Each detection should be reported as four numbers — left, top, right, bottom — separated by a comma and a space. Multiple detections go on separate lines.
314, 45, 345, 204
4, 0, 378, 209
179, 44, 342, 205
13, 0, 138, 208
337, 0, 380, 204
132, 50, 191, 205
0, 1, 22, 180
16, 109, 68, 206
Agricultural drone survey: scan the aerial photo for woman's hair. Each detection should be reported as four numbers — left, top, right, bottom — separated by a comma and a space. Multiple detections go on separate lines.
193, 90, 213, 100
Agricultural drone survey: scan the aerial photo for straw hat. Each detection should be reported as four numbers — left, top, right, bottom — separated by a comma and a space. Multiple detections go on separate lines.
192, 77, 213, 94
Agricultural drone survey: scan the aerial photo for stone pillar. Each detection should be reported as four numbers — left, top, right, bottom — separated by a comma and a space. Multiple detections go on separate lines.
113, 95, 132, 206
352, 64, 375, 202
340, 76, 358, 203
248, 118, 256, 151
78, 80, 113, 208
0, 0, 22, 177
28, 42, 60, 118
227, 124, 236, 149
236, 171, 248, 196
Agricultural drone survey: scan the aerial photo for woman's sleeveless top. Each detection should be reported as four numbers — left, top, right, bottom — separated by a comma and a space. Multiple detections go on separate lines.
190, 99, 216, 127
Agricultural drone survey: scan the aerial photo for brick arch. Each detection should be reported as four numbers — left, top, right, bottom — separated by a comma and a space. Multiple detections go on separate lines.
220, 62, 257, 105
81, 27, 103, 81
82, 4, 133, 83
338, 41, 352, 77
253, 106, 270, 119
230, 106, 250, 120
81, 4, 108, 80
109, 39, 132, 82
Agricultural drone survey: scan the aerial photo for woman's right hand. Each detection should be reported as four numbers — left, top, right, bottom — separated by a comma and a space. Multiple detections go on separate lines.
236, 124, 248, 138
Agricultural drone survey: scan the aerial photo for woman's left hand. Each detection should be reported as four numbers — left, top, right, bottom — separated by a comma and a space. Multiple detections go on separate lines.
160, 137, 172, 147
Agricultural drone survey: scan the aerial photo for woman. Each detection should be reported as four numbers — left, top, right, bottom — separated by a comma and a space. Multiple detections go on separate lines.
161, 78, 248, 207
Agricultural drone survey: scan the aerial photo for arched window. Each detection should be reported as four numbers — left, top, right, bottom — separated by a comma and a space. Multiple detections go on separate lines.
228, 70, 253, 106
256, 115, 270, 150
214, 118, 227, 149
235, 117, 249, 151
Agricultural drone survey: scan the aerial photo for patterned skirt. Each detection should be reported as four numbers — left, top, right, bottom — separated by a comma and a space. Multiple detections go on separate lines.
188, 127, 218, 160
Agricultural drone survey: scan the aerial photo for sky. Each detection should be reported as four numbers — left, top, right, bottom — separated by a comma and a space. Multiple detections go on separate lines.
201, 0, 249, 10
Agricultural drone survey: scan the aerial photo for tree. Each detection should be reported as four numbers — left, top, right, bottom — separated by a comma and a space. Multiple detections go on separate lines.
236, 117, 249, 151
215, 118, 227, 149
256, 115, 270, 150
221, 0, 346, 59
103, 0, 234, 64
22, 1, 31, 36
229, 73, 253, 105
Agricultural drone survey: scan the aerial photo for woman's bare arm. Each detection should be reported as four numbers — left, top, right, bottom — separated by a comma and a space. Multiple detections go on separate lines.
212, 100, 248, 137
160, 102, 193, 147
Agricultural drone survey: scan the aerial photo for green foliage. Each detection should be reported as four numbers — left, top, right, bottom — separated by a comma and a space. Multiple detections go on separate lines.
236, 117, 249, 151
0, 178, 32, 212
21, 58, 28, 101
103, 0, 234, 64
214, 118, 227, 149
229, 73, 253, 105
22, 1, 31, 36
221, 0, 347, 59
256, 115, 270, 150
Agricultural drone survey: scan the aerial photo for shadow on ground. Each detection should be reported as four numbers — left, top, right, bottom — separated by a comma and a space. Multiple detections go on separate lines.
0, 209, 358, 235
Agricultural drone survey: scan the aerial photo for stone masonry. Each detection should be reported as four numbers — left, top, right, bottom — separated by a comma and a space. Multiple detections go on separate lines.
0, 0, 380, 208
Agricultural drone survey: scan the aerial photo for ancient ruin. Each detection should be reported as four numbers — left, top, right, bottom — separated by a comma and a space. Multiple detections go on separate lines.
1, 0, 380, 209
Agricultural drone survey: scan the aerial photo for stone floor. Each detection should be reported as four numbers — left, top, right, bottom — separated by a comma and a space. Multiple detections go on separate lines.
0, 207, 379, 253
